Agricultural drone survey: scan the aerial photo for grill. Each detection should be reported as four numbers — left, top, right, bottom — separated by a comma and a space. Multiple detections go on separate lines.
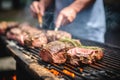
1, 36, 120, 80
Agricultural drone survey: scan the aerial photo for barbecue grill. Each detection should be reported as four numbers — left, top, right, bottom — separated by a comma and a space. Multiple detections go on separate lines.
0, 35, 120, 80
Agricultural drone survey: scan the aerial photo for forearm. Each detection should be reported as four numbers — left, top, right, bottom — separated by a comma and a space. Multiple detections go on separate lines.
39, 0, 54, 9
69, 0, 95, 13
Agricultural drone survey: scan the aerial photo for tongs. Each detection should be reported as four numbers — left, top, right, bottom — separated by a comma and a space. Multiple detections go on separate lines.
54, 27, 59, 31
38, 13, 43, 28
38, 12, 59, 31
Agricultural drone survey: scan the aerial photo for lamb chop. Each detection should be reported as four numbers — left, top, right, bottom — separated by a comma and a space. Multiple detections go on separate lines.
67, 46, 103, 66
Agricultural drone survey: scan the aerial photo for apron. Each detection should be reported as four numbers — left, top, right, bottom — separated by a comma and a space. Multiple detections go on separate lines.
54, 0, 106, 43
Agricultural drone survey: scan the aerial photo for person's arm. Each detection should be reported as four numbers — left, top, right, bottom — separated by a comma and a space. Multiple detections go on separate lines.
69, 0, 95, 13
55, 0, 95, 28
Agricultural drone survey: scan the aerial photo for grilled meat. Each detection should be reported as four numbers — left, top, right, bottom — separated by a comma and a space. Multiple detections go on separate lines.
6, 27, 47, 47
40, 38, 81, 64
46, 30, 72, 42
24, 32, 47, 48
18, 24, 72, 47
19, 22, 42, 34
6, 27, 28, 45
2, 21, 103, 66
40, 38, 103, 65
18, 23, 48, 47
40, 41, 75, 64
67, 47, 103, 66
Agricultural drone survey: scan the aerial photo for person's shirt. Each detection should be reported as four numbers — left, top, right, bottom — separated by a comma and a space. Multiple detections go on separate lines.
54, 0, 106, 43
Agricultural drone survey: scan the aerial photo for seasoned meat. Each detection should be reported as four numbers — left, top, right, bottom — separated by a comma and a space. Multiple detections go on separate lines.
40, 38, 103, 65
67, 47, 103, 66
40, 41, 74, 64
46, 30, 72, 42
19, 22, 42, 34
24, 32, 47, 48
5, 22, 47, 47
6, 27, 47, 48
6, 27, 28, 45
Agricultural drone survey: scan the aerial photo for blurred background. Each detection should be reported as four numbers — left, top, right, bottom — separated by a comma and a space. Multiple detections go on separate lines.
0, 0, 120, 46
0, 0, 120, 80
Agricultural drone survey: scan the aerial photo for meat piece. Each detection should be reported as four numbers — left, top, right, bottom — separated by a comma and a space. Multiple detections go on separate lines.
24, 32, 47, 48
67, 47, 103, 66
19, 22, 42, 34
46, 30, 72, 42
0, 21, 19, 34
6, 27, 47, 47
40, 41, 74, 64
40, 39, 103, 65
6, 27, 28, 45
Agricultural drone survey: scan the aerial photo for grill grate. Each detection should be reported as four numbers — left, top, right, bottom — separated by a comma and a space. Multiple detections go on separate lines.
14, 41, 120, 80
1, 36, 120, 80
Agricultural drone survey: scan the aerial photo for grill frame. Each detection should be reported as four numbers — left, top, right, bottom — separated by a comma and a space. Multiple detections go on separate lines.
1, 36, 120, 80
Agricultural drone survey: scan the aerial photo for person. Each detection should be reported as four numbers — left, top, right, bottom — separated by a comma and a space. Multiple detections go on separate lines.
30, 0, 106, 43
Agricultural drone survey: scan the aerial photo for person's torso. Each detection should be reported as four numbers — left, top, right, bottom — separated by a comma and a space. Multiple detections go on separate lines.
54, 0, 106, 42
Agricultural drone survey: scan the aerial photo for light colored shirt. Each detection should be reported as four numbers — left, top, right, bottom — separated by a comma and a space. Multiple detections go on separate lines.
54, 0, 106, 43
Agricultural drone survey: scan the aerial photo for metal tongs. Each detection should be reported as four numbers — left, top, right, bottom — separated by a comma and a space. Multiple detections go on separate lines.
54, 27, 59, 32
38, 12, 43, 28
38, 12, 59, 31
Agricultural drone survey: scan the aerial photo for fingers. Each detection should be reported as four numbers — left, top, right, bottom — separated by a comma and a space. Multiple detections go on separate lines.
38, 4, 45, 16
55, 14, 64, 28
30, 4, 36, 17
62, 17, 70, 26
31, 1, 40, 13
30, 1, 45, 18
55, 14, 70, 28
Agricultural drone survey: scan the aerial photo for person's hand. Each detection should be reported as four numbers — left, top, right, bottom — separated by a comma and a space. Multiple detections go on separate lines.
55, 6, 77, 28
30, 1, 45, 17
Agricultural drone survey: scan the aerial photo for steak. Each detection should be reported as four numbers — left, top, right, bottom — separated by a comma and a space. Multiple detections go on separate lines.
40, 41, 75, 64
40, 38, 103, 66
67, 47, 103, 66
